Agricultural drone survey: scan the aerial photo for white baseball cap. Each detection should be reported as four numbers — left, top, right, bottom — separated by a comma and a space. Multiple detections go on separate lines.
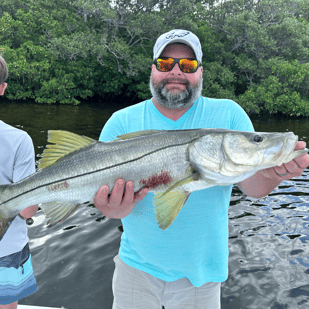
153, 29, 203, 63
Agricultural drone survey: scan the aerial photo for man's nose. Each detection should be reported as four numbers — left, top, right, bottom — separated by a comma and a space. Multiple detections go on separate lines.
170, 63, 182, 75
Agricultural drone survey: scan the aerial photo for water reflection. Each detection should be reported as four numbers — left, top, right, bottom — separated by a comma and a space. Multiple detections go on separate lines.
0, 100, 308, 308
225, 169, 309, 308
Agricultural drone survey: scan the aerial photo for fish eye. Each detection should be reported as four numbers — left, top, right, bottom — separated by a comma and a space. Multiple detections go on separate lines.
253, 135, 263, 143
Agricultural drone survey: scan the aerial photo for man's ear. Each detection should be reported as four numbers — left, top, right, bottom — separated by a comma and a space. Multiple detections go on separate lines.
0, 83, 7, 95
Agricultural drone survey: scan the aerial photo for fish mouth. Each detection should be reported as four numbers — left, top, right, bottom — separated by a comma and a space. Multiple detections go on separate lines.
273, 133, 298, 164
285, 133, 298, 153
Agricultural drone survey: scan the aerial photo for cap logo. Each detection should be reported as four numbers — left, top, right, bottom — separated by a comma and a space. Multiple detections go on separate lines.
166, 31, 190, 40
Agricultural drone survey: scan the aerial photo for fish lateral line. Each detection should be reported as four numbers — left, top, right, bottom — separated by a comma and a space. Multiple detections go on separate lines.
0, 140, 198, 206
46, 181, 69, 192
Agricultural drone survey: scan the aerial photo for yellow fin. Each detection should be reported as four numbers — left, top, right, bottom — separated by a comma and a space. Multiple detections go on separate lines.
38, 130, 95, 170
153, 190, 190, 230
40, 201, 81, 228
160, 175, 196, 196
153, 175, 196, 229
116, 130, 161, 140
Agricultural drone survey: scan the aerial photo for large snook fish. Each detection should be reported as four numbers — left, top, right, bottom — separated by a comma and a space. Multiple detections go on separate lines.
0, 129, 307, 238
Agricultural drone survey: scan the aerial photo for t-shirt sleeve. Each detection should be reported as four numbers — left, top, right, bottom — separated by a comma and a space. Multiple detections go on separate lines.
99, 113, 126, 142
229, 101, 255, 132
13, 133, 35, 183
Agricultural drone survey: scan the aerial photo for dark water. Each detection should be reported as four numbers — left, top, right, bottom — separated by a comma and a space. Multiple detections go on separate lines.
1, 101, 309, 309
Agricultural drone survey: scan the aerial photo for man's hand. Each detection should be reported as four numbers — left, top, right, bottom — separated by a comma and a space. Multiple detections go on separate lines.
94, 179, 149, 219
20, 204, 38, 218
261, 141, 309, 180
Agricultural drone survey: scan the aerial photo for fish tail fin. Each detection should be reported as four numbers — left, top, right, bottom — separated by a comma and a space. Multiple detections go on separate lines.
0, 184, 16, 241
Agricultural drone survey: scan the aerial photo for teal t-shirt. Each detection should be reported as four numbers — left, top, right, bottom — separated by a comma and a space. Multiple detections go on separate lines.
99, 96, 254, 287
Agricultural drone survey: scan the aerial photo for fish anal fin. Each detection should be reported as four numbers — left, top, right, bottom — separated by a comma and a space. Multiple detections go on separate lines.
38, 130, 95, 170
153, 190, 190, 230
116, 130, 161, 140
39, 201, 81, 228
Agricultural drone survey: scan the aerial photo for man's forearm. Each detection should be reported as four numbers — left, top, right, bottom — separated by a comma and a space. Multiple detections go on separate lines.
237, 170, 282, 199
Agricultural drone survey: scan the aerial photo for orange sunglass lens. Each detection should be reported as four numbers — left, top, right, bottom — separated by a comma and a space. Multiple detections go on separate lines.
156, 58, 198, 72
157, 58, 174, 72
179, 59, 198, 73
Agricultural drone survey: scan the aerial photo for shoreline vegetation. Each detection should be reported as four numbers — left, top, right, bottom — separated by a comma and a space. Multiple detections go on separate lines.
0, 0, 309, 116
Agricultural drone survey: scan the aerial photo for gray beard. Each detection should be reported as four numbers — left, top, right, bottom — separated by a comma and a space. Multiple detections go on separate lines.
149, 74, 203, 109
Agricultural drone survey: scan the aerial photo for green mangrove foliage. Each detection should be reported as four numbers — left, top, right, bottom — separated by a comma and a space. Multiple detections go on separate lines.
0, 0, 308, 116
238, 59, 309, 116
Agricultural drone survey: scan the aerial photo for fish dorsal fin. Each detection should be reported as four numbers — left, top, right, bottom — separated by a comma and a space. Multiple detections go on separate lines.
38, 130, 95, 170
116, 130, 161, 140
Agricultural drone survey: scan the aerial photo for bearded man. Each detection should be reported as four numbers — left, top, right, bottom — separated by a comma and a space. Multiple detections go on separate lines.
93, 29, 309, 309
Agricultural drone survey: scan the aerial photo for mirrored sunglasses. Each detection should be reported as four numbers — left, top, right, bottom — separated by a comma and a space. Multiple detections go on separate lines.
154, 57, 199, 73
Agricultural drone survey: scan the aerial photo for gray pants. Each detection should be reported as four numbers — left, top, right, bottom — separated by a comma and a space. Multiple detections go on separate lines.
112, 255, 221, 309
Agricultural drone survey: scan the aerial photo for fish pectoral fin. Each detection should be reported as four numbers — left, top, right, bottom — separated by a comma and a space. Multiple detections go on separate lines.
160, 174, 197, 196
40, 202, 81, 228
116, 130, 161, 140
153, 190, 190, 230
152, 175, 196, 230
38, 130, 95, 170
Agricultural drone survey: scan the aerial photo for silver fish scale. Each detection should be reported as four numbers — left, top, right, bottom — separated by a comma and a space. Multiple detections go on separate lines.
102, 143, 191, 193
2, 128, 306, 221
1, 130, 201, 217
